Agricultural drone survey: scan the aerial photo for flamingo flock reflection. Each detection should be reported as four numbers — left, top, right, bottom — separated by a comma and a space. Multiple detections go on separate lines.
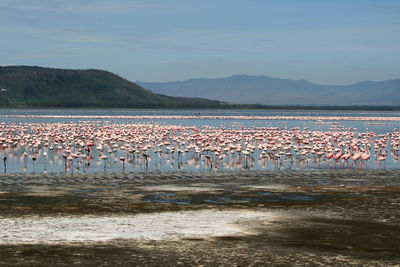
0, 121, 399, 173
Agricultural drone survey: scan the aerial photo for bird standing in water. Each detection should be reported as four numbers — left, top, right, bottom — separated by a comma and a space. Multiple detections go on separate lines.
2, 156, 7, 173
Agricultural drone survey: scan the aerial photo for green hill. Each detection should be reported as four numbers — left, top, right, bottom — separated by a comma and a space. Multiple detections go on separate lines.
2, 66, 400, 110
0, 66, 223, 108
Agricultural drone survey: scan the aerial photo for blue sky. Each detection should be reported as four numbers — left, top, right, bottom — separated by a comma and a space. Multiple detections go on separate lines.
0, 0, 399, 84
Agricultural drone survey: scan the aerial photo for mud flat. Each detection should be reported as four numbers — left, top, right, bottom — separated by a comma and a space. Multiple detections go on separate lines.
1, 170, 400, 266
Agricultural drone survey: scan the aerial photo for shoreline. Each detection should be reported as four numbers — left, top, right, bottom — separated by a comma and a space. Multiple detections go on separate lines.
1, 169, 400, 265
1, 168, 400, 184
2, 106, 400, 111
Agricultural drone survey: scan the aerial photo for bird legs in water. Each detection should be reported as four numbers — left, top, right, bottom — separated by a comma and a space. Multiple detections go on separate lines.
205, 155, 213, 170
2, 156, 6, 173
142, 153, 149, 171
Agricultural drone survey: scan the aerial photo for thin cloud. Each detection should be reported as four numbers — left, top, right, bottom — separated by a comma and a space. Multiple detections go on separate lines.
0, 25, 115, 44
140, 29, 278, 54
0, 0, 98, 12
0, 0, 173, 15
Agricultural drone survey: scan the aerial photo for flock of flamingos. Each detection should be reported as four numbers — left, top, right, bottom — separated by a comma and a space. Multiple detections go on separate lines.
0, 114, 400, 173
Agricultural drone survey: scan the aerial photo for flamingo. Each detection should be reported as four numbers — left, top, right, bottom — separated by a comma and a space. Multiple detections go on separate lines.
0, 119, 397, 172
376, 153, 387, 168
351, 151, 362, 169
2, 155, 6, 172
360, 149, 371, 169
340, 149, 351, 169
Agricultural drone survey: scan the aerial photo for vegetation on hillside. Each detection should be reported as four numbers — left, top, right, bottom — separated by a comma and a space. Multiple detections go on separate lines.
0, 66, 223, 108
1, 66, 400, 110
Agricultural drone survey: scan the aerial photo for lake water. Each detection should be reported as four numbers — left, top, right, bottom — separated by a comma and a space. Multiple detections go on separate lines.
1, 108, 400, 173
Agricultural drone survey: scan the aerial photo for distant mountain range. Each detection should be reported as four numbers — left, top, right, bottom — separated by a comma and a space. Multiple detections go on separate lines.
137, 75, 400, 106
0, 66, 223, 108
1, 66, 399, 109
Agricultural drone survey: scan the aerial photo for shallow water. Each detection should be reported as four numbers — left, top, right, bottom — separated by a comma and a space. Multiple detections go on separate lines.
1, 108, 400, 173
1, 108, 400, 131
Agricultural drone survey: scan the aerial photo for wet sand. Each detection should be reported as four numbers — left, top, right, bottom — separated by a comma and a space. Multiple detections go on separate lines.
1, 170, 400, 266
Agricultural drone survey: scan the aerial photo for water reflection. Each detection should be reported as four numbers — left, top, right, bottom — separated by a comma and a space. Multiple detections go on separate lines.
0, 109, 399, 173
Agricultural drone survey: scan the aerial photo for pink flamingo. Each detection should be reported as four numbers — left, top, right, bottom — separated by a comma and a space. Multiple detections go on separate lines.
340, 149, 351, 169
376, 153, 387, 168
360, 149, 371, 169
351, 151, 362, 169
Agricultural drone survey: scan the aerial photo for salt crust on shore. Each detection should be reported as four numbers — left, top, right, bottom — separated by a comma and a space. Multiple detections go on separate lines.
0, 210, 275, 244
138, 184, 220, 192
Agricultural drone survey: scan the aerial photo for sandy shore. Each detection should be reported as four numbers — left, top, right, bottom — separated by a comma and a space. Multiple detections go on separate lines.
1, 170, 400, 266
